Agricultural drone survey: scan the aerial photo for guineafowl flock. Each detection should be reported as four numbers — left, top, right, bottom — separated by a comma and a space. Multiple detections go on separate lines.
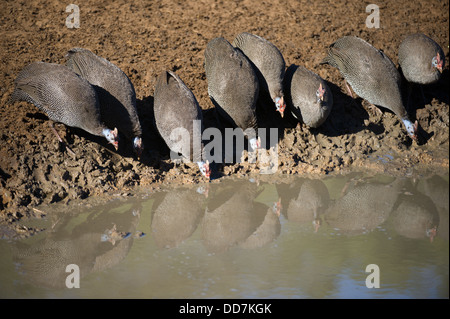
10, 33, 446, 179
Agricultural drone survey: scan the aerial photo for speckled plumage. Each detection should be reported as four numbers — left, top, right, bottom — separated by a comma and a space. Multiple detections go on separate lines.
398, 33, 445, 85
321, 36, 417, 139
232, 32, 286, 113
284, 65, 333, 128
204, 37, 259, 144
202, 182, 258, 252
153, 70, 205, 164
287, 179, 329, 222
324, 179, 402, 236
66, 48, 142, 150
151, 188, 206, 249
10, 62, 109, 138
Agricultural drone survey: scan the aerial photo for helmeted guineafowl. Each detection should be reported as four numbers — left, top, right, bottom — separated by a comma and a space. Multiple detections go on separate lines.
10, 61, 119, 153
321, 36, 418, 140
398, 33, 445, 85
232, 32, 287, 117
204, 37, 260, 151
65, 48, 143, 157
284, 64, 333, 128
398, 33, 445, 110
153, 70, 210, 178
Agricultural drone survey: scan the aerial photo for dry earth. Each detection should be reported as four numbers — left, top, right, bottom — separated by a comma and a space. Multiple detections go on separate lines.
0, 0, 448, 239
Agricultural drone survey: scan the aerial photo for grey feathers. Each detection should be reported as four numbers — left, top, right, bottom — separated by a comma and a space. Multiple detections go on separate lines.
232, 32, 286, 108
284, 65, 333, 128
66, 48, 142, 150
321, 36, 418, 139
11, 61, 107, 137
204, 37, 259, 141
153, 70, 204, 163
321, 36, 405, 118
398, 33, 445, 85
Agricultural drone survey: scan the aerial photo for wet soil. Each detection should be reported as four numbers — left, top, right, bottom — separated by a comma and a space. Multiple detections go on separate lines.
0, 0, 448, 239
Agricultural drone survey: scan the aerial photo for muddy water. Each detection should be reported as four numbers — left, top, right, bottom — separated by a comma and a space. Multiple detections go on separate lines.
0, 173, 448, 299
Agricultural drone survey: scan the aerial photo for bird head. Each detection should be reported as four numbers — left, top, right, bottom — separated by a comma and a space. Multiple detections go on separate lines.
197, 185, 210, 198
133, 136, 143, 159
272, 197, 282, 217
316, 83, 326, 103
313, 219, 322, 233
197, 160, 211, 179
103, 127, 119, 150
432, 52, 444, 73
274, 96, 286, 117
426, 226, 437, 243
402, 119, 419, 141
249, 136, 261, 151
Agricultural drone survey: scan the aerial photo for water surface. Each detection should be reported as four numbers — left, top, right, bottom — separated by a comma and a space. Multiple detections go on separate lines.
0, 173, 448, 298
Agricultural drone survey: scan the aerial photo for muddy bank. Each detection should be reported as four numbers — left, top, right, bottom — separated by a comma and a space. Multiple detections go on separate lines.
0, 0, 449, 239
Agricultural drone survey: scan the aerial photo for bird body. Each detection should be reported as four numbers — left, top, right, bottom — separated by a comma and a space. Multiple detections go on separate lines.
284, 64, 333, 128
324, 179, 401, 236
204, 37, 260, 150
321, 36, 417, 139
151, 188, 206, 248
398, 33, 445, 85
202, 182, 257, 252
286, 179, 330, 232
153, 70, 210, 178
65, 48, 142, 156
232, 32, 286, 116
10, 61, 118, 149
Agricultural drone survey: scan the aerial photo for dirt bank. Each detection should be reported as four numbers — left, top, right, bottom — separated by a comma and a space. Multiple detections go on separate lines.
0, 0, 448, 239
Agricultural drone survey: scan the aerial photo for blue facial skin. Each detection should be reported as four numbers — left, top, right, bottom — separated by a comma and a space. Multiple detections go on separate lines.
402, 119, 418, 140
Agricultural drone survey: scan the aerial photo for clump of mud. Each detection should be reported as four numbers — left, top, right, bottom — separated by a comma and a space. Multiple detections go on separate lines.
0, 0, 448, 239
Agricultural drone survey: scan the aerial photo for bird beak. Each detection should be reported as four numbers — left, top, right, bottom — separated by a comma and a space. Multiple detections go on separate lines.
256, 136, 261, 149
113, 127, 119, 150
427, 226, 437, 243
274, 198, 282, 217
437, 53, 443, 73
276, 96, 286, 117
411, 120, 419, 141
319, 83, 325, 101
314, 219, 321, 233
204, 160, 211, 179
134, 137, 143, 159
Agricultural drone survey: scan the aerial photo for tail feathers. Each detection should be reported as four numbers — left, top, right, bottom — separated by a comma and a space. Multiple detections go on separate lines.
8, 88, 30, 105
9, 86, 43, 112
65, 48, 89, 77
65, 56, 82, 76
319, 55, 331, 65
65, 47, 85, 59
